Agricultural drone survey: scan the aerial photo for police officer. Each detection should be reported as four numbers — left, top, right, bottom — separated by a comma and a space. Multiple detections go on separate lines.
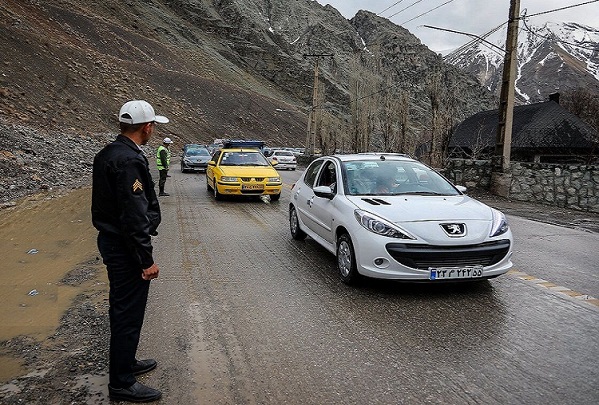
156, 137, 172, 196
92, 100, 168, 402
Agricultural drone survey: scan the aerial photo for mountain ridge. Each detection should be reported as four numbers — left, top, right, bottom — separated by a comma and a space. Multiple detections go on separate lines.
0, 0, 496, 151
444, 21, 599, 104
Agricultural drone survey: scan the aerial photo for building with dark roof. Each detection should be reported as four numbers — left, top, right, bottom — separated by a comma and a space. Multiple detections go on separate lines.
448, 95, 598, 163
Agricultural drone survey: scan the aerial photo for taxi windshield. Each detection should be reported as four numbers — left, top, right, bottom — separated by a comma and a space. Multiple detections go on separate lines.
220, 151, 269, 166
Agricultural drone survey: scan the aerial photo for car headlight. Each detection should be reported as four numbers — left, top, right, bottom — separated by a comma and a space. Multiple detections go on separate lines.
490, 208, 509, 237
354, 210, 415, 239
183, 158, 191, 164
220, 176, 238, 182
267, 177, 281, 183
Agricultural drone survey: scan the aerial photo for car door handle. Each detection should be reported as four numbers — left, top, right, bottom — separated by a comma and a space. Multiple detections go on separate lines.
307, 196, 314, 207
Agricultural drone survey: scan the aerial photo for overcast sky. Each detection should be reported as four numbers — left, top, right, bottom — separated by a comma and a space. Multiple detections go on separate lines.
315, 0, 599, 54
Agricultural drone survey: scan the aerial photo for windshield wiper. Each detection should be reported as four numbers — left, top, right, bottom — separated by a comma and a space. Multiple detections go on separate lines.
401, 191, 451, 196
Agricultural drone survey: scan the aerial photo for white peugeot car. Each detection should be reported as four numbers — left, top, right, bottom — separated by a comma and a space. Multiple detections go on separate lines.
270, 149, 297, 170
289, 153, 513, 284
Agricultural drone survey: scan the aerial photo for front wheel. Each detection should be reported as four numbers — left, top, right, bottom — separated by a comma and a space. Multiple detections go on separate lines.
337, 233, 360, 285
213, 180, 223, 200
289, 206, 307, 240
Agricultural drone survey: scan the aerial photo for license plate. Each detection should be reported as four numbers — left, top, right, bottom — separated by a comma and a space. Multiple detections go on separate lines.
242, 184, 264, 190
429, 265, 483, 280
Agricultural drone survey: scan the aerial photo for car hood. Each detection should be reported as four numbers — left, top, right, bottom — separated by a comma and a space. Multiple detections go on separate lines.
347, 195, 498, 244
348, 195, 492, 222
219, 166, 278, 177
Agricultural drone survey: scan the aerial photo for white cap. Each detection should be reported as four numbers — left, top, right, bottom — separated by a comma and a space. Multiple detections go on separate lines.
118, 100, 169, 124
163, 137, 173, 144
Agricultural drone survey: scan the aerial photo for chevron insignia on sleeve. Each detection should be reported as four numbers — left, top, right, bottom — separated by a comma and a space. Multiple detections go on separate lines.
132, 179, 144, 193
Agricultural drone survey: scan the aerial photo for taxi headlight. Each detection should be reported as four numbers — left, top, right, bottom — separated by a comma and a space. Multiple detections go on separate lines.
268, 177, 281, 183
354, 210, 415, 239
221, 176, 238, 182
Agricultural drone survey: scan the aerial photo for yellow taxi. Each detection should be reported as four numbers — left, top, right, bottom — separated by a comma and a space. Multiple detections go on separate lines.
206, 148, 282, 201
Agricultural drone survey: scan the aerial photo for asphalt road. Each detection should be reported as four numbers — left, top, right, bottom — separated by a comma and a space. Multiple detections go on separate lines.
137, 166, 599, 405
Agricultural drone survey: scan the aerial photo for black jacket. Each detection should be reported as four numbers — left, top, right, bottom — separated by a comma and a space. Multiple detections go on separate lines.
92, 135, 161, 268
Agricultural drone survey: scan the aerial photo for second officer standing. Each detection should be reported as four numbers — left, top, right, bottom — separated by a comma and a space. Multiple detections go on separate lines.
156, 137, 172, 196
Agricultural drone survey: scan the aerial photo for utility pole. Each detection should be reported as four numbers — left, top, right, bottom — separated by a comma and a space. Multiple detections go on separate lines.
304, 53, 333, 156
491, 0, 520, 197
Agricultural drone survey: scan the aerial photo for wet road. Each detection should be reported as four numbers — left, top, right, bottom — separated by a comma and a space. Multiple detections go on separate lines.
141, 166, 599, 405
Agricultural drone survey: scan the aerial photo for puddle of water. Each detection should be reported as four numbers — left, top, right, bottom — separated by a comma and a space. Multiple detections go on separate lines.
0, 188, 104, 378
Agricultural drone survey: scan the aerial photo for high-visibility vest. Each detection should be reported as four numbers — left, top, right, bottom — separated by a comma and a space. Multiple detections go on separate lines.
156, 145, 171, 170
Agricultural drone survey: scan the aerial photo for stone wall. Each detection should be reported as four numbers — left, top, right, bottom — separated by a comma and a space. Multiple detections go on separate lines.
443, 159, 599, 213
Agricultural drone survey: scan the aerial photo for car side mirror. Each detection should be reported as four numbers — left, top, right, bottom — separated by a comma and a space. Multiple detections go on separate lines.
271, 160, 279, 166
456, 185, 467, 194
313, 185, 335, 200
208, 161, 216, 166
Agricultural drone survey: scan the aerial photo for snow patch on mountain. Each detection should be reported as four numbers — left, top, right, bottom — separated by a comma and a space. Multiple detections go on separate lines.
444, 21, 599, 103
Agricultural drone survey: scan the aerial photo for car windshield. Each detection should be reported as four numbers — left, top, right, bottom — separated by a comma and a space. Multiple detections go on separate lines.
185, 148, 210, 156
220, 151, 270, 166
342, 160, 460, 196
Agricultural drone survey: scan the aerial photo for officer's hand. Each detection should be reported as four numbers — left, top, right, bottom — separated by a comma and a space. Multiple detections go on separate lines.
142, 263, 160, 280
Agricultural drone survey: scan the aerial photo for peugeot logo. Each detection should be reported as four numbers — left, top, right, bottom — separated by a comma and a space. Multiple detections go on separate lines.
441, 223, 466, 237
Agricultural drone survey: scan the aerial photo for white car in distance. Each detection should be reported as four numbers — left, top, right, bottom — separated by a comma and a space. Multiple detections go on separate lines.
270, 149, 297, 170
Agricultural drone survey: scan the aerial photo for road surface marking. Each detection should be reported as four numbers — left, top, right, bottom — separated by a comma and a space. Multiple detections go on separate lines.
507, 269, 599, 308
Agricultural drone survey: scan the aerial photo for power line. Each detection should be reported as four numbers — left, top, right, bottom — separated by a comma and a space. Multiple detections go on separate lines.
443, 23, 507, 59
520, 15, 599, 52
378, 1, 406, 15
424, 25, 505, 55
519, 0, 599, 19
400, 0, 456, 25
386, 0, 426, 19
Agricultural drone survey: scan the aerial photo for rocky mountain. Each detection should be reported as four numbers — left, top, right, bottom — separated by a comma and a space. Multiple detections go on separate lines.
444, 21, 599, 104
0, 0, 496, 147
0, 0, 502, 202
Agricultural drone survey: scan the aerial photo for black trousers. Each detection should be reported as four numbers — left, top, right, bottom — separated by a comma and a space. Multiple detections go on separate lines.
97, 232, 150, 388
158, 169, 168, 193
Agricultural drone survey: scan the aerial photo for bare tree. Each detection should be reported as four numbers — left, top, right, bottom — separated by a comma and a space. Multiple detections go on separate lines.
397, 90, 410, 154
426, 70, 442, 167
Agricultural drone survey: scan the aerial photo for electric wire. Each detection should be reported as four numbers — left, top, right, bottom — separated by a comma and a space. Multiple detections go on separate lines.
401, 0, 456, 25
379, 1, 406, 15
386, 0, 426, 19
520, 14, 599, 52
520, 0, 599, 19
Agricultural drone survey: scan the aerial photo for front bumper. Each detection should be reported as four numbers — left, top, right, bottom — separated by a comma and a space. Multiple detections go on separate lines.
351, 231, 513, 281
182, 162, 208, 171
215, 181, 282, 196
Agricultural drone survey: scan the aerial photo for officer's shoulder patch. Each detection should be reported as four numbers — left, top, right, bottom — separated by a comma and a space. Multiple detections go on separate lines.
132, 179, 144, 194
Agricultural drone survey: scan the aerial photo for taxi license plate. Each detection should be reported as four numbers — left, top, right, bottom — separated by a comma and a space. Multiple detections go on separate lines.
242, 184, 264, 190
429, 265, 483, 280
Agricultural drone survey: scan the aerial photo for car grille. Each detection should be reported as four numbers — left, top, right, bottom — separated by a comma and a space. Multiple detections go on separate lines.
241, 177, 264, 182
385, 240, 511, 269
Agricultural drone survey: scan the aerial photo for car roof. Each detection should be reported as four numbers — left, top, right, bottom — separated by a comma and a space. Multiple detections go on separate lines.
324, 153, 415, 162
220, 148, 262, 153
